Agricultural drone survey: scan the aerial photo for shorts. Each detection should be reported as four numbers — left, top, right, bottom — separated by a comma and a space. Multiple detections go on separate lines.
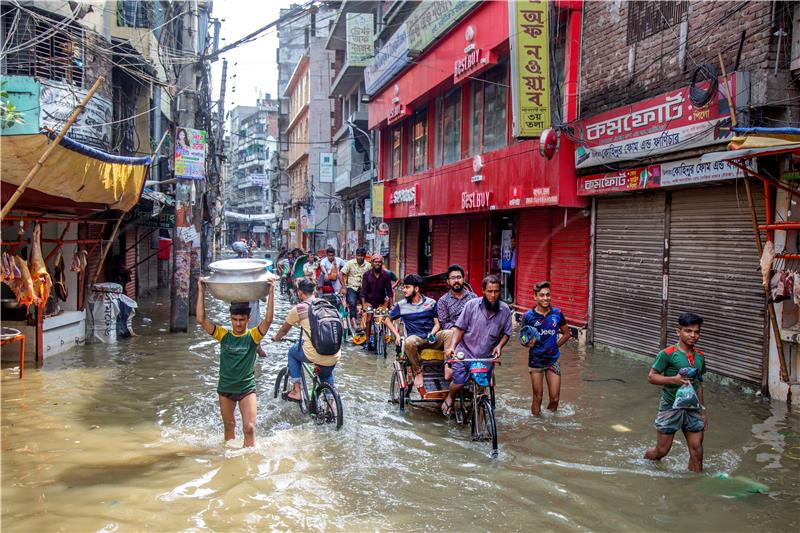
654, 398, 705, 434
346, 288, 360, 318
450, 360, 494, 386
218, 389, 256, 402
529, 356, 561, 376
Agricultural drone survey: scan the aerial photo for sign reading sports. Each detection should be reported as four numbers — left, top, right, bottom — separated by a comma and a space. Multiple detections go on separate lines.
509, 0, 551, 138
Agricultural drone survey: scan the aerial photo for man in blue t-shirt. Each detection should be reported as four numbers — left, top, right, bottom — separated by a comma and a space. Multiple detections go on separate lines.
522, 281, 571, 416
385, 274, 452, 389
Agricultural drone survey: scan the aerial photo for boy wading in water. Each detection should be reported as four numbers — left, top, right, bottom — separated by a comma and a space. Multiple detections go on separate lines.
645, 313, 707, 472
522, 281, 571, 415
196, 278, 274, 447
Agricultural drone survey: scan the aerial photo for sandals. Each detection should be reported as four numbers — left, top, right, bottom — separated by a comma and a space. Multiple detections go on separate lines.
281, 392, 302, 403
441, 399, 453, 417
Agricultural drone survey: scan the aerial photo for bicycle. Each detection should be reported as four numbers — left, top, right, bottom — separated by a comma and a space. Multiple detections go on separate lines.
273, 339, 344, 430
362, 305, 389, 358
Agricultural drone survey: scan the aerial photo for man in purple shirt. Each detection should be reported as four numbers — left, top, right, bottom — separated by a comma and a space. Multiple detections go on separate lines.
359, 255, 394, 347
437, 264, 477, 330
442, 275, 512, 416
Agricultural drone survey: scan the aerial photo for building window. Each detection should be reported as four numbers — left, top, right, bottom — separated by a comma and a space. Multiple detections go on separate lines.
1, 7, 84, 87
436, 88, 461, 166
117, 0, 150, 28
469, 62, 508, 155
627, 1, 687, 45
386, 126, 402, 179
409, 107, 427, 173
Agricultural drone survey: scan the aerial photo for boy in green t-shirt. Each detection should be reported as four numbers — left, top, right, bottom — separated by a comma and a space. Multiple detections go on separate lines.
196, 278, 274, 447
644, 312, 707, 472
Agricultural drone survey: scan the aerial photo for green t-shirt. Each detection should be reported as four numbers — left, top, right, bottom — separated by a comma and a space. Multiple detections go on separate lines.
652, 345, 706, 405
212, 325, 264, 394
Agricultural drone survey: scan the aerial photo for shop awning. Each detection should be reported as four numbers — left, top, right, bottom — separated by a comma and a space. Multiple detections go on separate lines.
700, 133, 800, 163
1, 132, 150, 214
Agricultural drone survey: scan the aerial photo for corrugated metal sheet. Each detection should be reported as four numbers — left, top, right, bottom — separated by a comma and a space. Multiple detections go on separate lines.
449, 215, 469, 270
125, 228, 136, 298
432, 216, 450, 273
550, 208, 591, 326
404, 218, 420, 275
516, 209, 550, 310
593, 193, 666, 356
666, 185, 765, 384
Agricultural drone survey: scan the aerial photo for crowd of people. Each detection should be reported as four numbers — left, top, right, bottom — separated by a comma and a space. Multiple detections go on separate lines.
198, 246, 708, 472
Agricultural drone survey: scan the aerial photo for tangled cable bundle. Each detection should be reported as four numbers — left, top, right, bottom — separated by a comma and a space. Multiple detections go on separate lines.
689, 63, 719, 108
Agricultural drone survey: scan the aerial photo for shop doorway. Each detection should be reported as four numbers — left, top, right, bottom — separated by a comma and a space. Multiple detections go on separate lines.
468, 217, 487, 295
489, 213, 517, 303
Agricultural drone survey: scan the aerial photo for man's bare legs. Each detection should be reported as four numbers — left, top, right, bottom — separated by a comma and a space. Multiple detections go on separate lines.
529, 370, 544, 415
644, 431, 675, 461
218, 394, 237, 442
684, 428, 704, 472
544, 369, 561, 411
239, 393, 258, 448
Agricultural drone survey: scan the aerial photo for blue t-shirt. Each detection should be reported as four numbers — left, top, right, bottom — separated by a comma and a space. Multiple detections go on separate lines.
389, 296, 437, 338
523, 307, 567, 361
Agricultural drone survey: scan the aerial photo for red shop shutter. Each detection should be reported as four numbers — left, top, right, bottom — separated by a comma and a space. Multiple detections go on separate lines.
448, 215, 469, 271
125, 228, 137, 298
432, 216, 450, 274
388, 220, 400, 270
549, 208, 590, 326
404, 218, 420, 276
516, 209, 550, 311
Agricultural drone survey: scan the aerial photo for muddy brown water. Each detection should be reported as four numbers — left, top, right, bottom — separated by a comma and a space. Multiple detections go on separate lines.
2, 289, 799, 532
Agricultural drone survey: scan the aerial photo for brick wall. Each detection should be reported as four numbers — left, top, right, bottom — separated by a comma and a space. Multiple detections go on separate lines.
578, 0, 786, 118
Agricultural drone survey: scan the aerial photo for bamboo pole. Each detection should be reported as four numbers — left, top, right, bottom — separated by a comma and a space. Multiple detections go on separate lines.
92, 215, 125, 284
0, 77, 105, 220
717, 52, 737, 128
744, 177, 790, 385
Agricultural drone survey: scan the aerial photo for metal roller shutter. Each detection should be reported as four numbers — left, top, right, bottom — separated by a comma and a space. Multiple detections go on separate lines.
432, 216, 450, 273
516, 209, 551, 310
666, 185, 765, 384
593, 193, 666, 356
404, 218, 420, 276
388, 220, 400, 270
550, 208, 591, 326
125, 228, 137, 298
449, 215, 469, 270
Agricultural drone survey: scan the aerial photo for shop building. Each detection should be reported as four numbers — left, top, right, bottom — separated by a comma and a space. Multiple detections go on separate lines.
577, 0, 799, 391
369, 0, 590, 325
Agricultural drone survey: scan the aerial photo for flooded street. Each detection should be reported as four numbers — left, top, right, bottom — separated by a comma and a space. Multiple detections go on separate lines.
2, 290, 799, 532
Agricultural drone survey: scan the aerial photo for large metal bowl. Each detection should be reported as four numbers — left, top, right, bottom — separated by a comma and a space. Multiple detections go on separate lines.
204, 258, 277, 302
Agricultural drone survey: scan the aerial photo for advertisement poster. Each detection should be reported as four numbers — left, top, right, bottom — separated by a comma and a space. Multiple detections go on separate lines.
319, 152, 334, 183
500, 230, 513, 273
377, 223, 390, 257
301, 209, 316, 233
509, 0, 551, 137
174, 127, 207, 179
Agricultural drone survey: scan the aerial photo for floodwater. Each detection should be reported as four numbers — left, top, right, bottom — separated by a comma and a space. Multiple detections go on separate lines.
2, 289, 799, 532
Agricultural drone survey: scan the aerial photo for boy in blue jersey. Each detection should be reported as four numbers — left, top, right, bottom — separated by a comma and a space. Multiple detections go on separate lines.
522, 281, 571, 415
644, 312, 707, 472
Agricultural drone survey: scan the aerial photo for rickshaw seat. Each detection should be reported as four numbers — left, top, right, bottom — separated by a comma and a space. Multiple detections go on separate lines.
419, 348, 444, 361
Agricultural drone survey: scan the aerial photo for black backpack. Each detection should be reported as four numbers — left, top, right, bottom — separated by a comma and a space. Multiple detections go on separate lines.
306, 298, 343, 355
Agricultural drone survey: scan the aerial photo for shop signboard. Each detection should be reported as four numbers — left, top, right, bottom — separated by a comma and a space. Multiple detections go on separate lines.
319, 152, 334, 183
288, 218, 297, 231
574, 73, 744, 169
252, 225, 267, 233
509, 0, 551, 138
1, 75, 40, 136
40, 79, 113, 149
364, 23, 409, 95
131, 205, 176, 229
346, 13, 374, 67
372, 182, 384, 218
174, 127, 207, 179
405, 0, 478, 54
577, 157, 744, 196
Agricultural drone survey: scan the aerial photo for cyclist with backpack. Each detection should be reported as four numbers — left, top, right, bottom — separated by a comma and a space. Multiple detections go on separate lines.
272, 278, 343, 402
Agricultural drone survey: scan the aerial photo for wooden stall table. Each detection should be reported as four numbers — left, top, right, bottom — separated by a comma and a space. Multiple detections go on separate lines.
1, 327, 26, 379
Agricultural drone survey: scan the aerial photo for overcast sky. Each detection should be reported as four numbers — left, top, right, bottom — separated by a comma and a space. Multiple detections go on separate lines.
210, 0, 295, 129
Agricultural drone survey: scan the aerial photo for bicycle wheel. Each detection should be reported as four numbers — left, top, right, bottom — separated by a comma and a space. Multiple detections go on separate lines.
274, 366, 289, 399
375, 324, 385, 357
389, 368, 407, 411
299, 371, 310, 415
472, 396, 498, 456
314, 382, 344, 430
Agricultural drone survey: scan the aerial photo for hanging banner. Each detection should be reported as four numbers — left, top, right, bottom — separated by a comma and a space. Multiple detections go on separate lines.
371, 182, 384, 218
405, 0, 478, 54
509, 0, 551, 138
346, 13, 374, 67
377, 223, 390, 257
174, 127, 207, 179
40, 79, 113, 149
301, 209, 316, 233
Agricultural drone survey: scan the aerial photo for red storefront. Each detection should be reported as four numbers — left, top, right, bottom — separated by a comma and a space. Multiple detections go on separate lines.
370, 0, 590, 325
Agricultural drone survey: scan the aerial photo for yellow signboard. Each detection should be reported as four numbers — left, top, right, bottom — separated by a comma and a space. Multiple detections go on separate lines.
509, 0, 551, 137
372, 182, 384, 218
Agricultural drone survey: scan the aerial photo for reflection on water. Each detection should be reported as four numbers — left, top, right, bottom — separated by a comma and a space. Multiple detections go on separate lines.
2, 289, 800, 531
